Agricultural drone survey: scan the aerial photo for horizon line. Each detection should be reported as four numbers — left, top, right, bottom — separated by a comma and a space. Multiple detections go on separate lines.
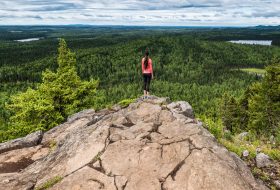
0, 24, 279, 28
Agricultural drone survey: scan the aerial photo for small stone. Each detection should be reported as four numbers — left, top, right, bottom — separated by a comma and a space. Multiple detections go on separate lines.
237, 132, 248, 140
2, 179, 9, 184
196, 120, 203, 127
158, 177, 165, 183
274, 180, 280, 189
269, 135, 275, 144
161, 105, 168, 110
115, 176, 128, 190
109, 134, 122, 142
256, 153, 271, 168
256, 147, 262, 153
111, 104, 122, 111
242, 150, 249, 158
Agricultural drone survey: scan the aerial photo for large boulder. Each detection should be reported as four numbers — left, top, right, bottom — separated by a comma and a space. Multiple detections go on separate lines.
237, 132, 249, 141
274, 180, 280, 189
0, 130, 43, 154
67, 109, 95, 123
167, 101, 195, 119
256, 153, 271, 168
0, 97, 268, 190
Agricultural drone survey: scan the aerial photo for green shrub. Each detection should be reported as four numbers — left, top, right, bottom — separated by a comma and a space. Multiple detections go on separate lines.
219, 139, 257, 159
275, 129, 280, 146
49, 139, 57, 152
224, 130, 233, 141
200, 116, 223, 139
219, 139, 244, 157
245, 131, 258, 143
118, 98, 136, 108
252, 167, 270, 182
262, 148, 280, 160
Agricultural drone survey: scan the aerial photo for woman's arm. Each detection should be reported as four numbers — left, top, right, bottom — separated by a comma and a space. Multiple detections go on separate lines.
150, 59, 154, 79
141, 58, 144, 73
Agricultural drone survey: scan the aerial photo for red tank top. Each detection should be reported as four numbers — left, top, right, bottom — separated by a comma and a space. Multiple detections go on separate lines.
142, 58, 153, 74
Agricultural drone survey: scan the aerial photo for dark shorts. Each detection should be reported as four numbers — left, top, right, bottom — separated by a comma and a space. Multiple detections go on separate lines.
143, 73, 152, 92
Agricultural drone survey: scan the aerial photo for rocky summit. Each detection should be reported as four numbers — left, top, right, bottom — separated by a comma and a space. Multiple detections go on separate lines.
0, 97, 268, 190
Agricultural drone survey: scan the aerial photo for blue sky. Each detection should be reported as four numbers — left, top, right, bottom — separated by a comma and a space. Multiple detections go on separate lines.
0, 0, 280, 26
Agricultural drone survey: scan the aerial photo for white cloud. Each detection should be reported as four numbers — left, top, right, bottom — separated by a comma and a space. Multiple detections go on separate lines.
0, 0, 279, 26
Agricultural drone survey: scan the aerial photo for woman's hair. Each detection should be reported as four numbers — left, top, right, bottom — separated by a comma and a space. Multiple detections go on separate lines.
144, 49, 149, 69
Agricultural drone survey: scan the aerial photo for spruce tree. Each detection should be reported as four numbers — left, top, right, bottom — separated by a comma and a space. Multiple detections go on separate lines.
6, 39, 100, 139
237, 87, 250, 131
220, 93, 240, 133
248, 60, 280, 135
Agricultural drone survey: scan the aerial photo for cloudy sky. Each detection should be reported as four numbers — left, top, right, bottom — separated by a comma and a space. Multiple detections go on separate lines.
0, 0, 280, 26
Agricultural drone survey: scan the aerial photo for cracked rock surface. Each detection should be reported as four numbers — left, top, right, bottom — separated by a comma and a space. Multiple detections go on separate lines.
0, 97, 268, 190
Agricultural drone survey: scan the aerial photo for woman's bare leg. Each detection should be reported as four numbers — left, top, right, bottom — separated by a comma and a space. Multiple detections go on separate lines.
146, 74, 151, 97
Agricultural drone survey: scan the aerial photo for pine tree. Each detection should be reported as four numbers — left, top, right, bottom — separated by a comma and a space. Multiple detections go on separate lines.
220, 93, 240, 133
221, 59, 280, 137
6, 39, 101, 139
40, 39, 99, 118
248, 59, 280, 135
237, 87, 250, 131
247, 82, 266, 134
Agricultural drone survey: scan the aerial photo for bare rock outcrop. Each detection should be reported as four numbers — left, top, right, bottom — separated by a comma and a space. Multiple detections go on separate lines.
0, 131, 43, 154
0, 97, 268, 190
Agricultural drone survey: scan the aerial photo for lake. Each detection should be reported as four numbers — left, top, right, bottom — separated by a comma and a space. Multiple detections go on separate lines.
10, 31, 22, 33
15, 38, 41, 42
229, 40, 272, 46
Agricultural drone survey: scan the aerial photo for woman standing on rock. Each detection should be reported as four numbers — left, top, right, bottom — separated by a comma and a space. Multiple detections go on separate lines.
142, 48, 154, 99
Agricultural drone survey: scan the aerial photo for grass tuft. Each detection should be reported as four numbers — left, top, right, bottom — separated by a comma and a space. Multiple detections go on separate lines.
35, 176, 63, 190
118, 98, 136, 108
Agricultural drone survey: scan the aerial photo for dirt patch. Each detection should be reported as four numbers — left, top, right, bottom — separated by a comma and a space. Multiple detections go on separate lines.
0, 157, 34, 173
